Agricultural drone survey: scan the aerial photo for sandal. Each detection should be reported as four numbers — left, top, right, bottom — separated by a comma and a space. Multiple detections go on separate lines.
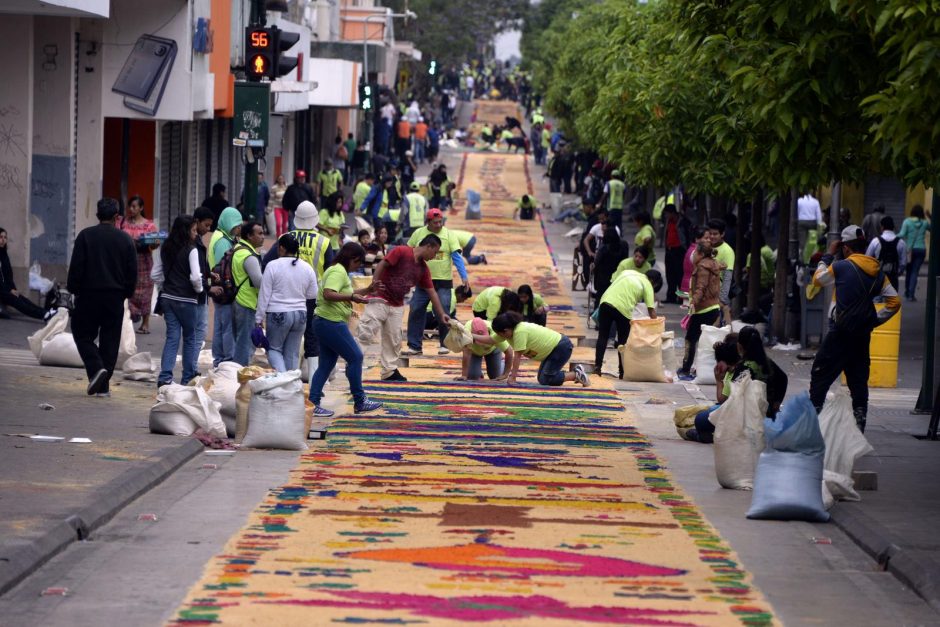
136, 328, 150, 335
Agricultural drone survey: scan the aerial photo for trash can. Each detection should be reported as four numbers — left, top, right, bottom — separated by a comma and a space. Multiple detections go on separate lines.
869, 303, 901, 388
800, 283, 827, 348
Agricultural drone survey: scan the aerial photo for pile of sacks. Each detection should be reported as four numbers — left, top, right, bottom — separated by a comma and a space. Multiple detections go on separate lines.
149, 363, 311, 451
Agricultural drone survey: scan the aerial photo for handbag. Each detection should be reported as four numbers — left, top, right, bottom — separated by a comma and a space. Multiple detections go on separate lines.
680, 313, 691, 330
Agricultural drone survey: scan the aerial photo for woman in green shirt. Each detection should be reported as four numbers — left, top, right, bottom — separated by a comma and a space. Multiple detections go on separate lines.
517, 284, 547, 326
471, 286, 522, 320
309, 242, 382, 417
634, 211, 656, 263
458, 317, 515, 380
899, 204, 932, 301
492, 312, 589, 387
318, 192, 346, 251
615, 246, 652, 277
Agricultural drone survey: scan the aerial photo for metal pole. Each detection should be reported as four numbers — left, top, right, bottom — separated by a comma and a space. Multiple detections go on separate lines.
917, 188, 940, 416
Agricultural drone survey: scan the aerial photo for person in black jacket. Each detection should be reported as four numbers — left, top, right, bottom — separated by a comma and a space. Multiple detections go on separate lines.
0, 228, 53, 320
281, 170, 316, 231
66, 198, 137, 396
201, 183, 228, 230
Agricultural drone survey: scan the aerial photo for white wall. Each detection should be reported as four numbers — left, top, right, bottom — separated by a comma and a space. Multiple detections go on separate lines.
74, 19, 104, 234
0, 16, 34, 283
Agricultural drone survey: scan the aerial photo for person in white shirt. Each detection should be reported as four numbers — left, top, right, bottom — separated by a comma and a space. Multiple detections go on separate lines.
865, 215, 906, 291
255, 233, 319, 372
797, 192, 823, 255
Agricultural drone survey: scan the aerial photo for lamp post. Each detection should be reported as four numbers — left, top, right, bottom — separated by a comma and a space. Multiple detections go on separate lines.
361, 10, 416, 159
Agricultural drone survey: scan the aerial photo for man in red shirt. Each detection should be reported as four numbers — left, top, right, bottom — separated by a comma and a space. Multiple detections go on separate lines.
358, 233, 450, 381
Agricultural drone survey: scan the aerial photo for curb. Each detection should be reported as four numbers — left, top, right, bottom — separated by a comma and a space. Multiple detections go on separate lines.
830, 503, 940, 613
0, 437, 204, 596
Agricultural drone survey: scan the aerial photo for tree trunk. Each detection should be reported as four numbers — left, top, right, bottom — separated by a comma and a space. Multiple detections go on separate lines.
771, 190, 791, 342
733, 200, 748, 317
747, 187, 765, 314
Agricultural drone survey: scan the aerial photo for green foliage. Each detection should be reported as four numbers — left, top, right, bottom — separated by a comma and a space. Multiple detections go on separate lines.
386, 0, 528, 67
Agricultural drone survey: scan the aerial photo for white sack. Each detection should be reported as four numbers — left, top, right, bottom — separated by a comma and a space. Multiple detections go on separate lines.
149, 383, 226, 438
242, 370, 307, 450
818, 389, 874, 507
692, 324, 732, 384
712, 371, 768, 490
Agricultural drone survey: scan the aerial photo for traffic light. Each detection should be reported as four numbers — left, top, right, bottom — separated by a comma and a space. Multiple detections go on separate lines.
359, 81, 375, 111
245, 27, 273, 82
274, 27, 300, 78
428, 59, 437, 76
244, 26, 300, 81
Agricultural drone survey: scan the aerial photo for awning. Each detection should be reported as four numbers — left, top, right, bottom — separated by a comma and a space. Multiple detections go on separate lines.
0, 0, 109, 17
308, 58, 362, 108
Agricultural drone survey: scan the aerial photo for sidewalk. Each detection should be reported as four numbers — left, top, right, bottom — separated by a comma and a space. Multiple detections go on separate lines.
530, 156, 940, 620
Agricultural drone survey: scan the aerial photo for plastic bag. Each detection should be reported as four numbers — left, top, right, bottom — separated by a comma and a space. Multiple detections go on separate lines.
712, 371, 768, 490
28, 261, 54, 295
747, 393, 830, 521
619, 317, 665, 383
242, 370, 307, 450
692, 325, 731, 384
149, 383, 226, 438
674, 404, 710, 439
27, 308, 83, 367
466, 189, 482, 220
122, 351, 157, 382
115, 301, 137, 370
818, 390, 873, 507
442, 319, 472, 354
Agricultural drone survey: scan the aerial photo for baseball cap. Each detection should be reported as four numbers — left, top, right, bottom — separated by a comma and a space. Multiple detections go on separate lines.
840, 225, 864, 243
295, 169, 306, 178
427, 208, 443, 220
410, 181, 420, 191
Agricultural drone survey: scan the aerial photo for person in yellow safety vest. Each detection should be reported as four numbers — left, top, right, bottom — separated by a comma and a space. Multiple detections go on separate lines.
532, 110, 545, 126
231, 221, 265, 366
261, 200, 334, 378
599, 170, 627, 232
653, 191, 676, 247
353, 173, 374, 216
402, 181, 428, 238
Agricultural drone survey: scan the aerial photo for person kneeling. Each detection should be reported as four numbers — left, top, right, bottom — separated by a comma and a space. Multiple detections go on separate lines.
492, 311, 589, 387
458, 317, 514, 381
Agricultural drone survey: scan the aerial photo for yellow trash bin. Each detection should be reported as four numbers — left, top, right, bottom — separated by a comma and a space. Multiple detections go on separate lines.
841, 303, 900, 388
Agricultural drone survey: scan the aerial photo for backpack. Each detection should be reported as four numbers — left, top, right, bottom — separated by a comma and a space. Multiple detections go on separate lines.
876, 236, 899, 279
832, 261, 882, 334
336, 144, 348, 161
210, 244, 253, 305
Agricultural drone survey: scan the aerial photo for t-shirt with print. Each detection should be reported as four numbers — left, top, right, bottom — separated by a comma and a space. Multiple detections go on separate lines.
466, 319, 510, 357
407, 226, 461, 282
375, 245, 433, 307
600, 270, 655, 319
510, 322, 562, 361
315, 264, 353, 322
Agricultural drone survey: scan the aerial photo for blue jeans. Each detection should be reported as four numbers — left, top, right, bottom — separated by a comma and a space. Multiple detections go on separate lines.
407, 285, 452, 350
462, 236, 485, 265
266, 310, 306, 371
233, 302, 257, 366
414, 139, 426, 163
211, 303, 234, 367
309, 317, 365, 406
537, 336, 573, 386
469, 351, 504, 380
159, 297, 200, 385
694, 405, 722, 443
906, 248, 926, 298
196, 304, 208, 352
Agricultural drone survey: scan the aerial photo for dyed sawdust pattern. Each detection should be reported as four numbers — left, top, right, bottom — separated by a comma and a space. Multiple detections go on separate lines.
171, 102, 774, 626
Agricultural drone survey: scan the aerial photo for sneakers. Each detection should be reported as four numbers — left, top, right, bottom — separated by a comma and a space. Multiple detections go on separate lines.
401, 347, 423, 356
87, 368, 109, 395
685, 428, 714, 444
437, 346, 450, 355
676, 369, 695, 381
574, 364, 590, 387
313, 405, 335, 418
94, 392, 111, 398
354, 399, 383, 414
383, 369, 407, 382
480, 254, 488, 265
853, 407, 867, 433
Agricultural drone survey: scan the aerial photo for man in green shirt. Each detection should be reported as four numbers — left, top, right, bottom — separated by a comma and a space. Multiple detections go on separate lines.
404, 208, 469, 355
707, 218, 735, 324
316, 160, 344, 210
353, 173, 374, 216
452, 228, 486, 265
595, 270, 659, 376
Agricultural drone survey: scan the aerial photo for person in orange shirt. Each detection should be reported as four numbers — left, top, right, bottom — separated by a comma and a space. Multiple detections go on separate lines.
396, 117, 411, 159
414, 117, 429, 164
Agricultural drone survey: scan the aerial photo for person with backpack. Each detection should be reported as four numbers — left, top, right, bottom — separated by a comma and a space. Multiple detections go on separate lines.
865, 215, 905, 291
207, 207, 242, 367
152, 216, 204, 387
810, 225, 901, 432
231, 222, 266, 366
